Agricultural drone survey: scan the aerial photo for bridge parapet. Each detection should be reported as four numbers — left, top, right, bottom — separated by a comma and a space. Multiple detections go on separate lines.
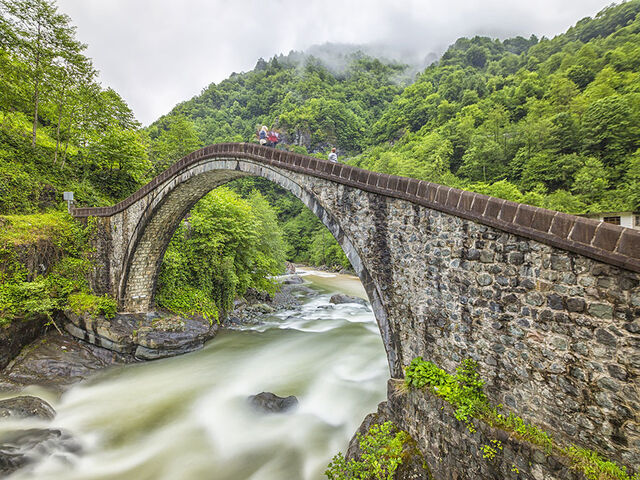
73, 142, 639, 272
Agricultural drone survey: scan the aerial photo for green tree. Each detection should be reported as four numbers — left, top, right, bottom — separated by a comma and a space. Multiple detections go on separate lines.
582, 95, 639, 166
0, 0, 83, 146
148, 115, 201, 173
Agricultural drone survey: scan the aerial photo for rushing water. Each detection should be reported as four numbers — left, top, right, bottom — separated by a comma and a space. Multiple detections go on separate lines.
5, 270, 389, 479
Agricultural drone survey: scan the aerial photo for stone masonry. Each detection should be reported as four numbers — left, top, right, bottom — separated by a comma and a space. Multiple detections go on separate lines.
73, 143, 640, 473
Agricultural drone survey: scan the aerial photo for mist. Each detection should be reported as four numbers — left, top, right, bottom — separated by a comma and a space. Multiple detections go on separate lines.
56, 0, 616, 125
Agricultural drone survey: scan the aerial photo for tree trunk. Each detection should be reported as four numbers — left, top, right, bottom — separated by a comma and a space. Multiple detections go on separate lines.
31, 20, 42, 147
54, 84, 67, 165
60, 115, 74, 170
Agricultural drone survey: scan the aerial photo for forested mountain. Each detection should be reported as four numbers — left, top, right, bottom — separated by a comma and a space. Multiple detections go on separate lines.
146, 48, 410, 169
0, 0, 149, 213
355, 0, 640, 214
0, 0, 286, 322
143, 0, 640, 267
2, 0, 640, 272
2, 0, 640, 324
150, 1, 640, 218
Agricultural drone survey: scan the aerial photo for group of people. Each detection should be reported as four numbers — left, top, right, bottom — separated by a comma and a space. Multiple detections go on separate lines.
258, 126, 281, 148
256, 126, 339, 163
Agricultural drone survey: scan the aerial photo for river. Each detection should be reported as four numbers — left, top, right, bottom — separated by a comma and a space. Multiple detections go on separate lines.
5, 269, 389, 479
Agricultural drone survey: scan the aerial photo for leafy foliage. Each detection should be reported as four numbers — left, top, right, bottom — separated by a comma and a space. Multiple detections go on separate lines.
405, 357, 487, 427
156, 187, 286, 319
325, 421, 410, 480
0, 212, 109, 325
405, 357, 637, 479
0, 0, 149, 214
565, 446, 640, 480
352, 1, 640, 213
67, 292, 117, 319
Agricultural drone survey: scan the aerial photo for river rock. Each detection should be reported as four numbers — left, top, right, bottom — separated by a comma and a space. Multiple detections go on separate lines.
0, 331, 134, 392
245, 303, 276, 314
0, 396, 55, 420
244, 288, 272, 303
134, 315, 219, 360
285, 262, 296, 274
282, 284, 316, 296
0, 428, 81, 476
248, 392, 298, 413
282, 275, 304, 285
329, 294, 368, 307
0, 316, 48, 371
63, 311, 219, 361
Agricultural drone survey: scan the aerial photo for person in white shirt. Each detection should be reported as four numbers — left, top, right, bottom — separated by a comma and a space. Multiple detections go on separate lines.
328, 147, 338, 162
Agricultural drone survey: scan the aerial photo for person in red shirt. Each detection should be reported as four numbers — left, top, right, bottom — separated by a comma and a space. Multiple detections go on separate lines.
267, 130, 279, 147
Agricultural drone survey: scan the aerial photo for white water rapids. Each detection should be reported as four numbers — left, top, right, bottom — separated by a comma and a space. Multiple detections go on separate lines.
4, 270, 389, 479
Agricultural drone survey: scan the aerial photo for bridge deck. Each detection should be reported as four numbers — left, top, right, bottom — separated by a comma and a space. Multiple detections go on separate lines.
72, 142, 640, 273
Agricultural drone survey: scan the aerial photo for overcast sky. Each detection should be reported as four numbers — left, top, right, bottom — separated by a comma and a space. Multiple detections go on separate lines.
56, 0, 614, 126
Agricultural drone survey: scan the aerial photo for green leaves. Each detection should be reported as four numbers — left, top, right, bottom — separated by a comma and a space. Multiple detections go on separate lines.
325, 421, 409, 480
404, 358, 486, 426
0, 212, 99, 325
156, 187, 286, 319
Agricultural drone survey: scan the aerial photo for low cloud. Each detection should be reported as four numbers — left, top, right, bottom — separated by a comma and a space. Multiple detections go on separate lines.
56, 0, 613, 125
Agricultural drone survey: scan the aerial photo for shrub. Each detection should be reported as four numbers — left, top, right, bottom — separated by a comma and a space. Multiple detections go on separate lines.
325, 421, 409, 480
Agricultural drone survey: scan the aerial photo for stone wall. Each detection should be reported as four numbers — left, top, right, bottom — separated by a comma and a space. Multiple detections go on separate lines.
386, 380, 587, 480
313, 182, 639, 469
74, 143, 640, 470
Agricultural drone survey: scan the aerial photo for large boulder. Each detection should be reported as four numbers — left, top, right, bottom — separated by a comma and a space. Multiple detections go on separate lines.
248, 392, 298, 413
329, 294, 368, 307
0, 331, 133, 392
282, 275, 304, 285
63, 311, 219, 361
0, 396, 55, 420
0, 316, 48, 371
0, 428, 81, 476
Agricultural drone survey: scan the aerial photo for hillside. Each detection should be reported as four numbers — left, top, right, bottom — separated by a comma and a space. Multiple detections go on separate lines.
145, 0, 640, 266
157, 2, 640, 216
2, 0, 640, 265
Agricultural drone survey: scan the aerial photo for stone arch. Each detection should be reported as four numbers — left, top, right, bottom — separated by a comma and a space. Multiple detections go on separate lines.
119, 157, 397, 372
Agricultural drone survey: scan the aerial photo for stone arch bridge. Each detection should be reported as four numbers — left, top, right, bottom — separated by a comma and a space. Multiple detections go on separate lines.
73, 142, 640, 473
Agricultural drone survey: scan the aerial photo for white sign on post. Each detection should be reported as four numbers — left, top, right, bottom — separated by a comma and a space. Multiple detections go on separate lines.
63, 191, 74, 213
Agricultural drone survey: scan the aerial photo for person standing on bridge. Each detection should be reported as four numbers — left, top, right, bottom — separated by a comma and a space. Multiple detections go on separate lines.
268, 129, 279, 148
258, 126, 268, 146
328, 147, 338, 163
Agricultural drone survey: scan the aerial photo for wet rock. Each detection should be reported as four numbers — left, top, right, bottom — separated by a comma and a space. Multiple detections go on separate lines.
329, 294, 368, 307
0, 396, 55, 420
248, 392, 298, 413
134, 316, 219, 360
0, 331, 134, 392
271, 288, 301, 309
285, 262, 296, 274
245, 304, 275, 314
244, 288, 272, 303
0, 316, 48, 371
283, 284, 316, 296
0, 428, 81, 476
64, 311, 219, 361
282, 275, 304, 285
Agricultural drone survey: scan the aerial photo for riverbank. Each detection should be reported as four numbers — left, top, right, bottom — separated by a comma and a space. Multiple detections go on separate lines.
0, 269, 387, 479
0, 269, 335, 394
